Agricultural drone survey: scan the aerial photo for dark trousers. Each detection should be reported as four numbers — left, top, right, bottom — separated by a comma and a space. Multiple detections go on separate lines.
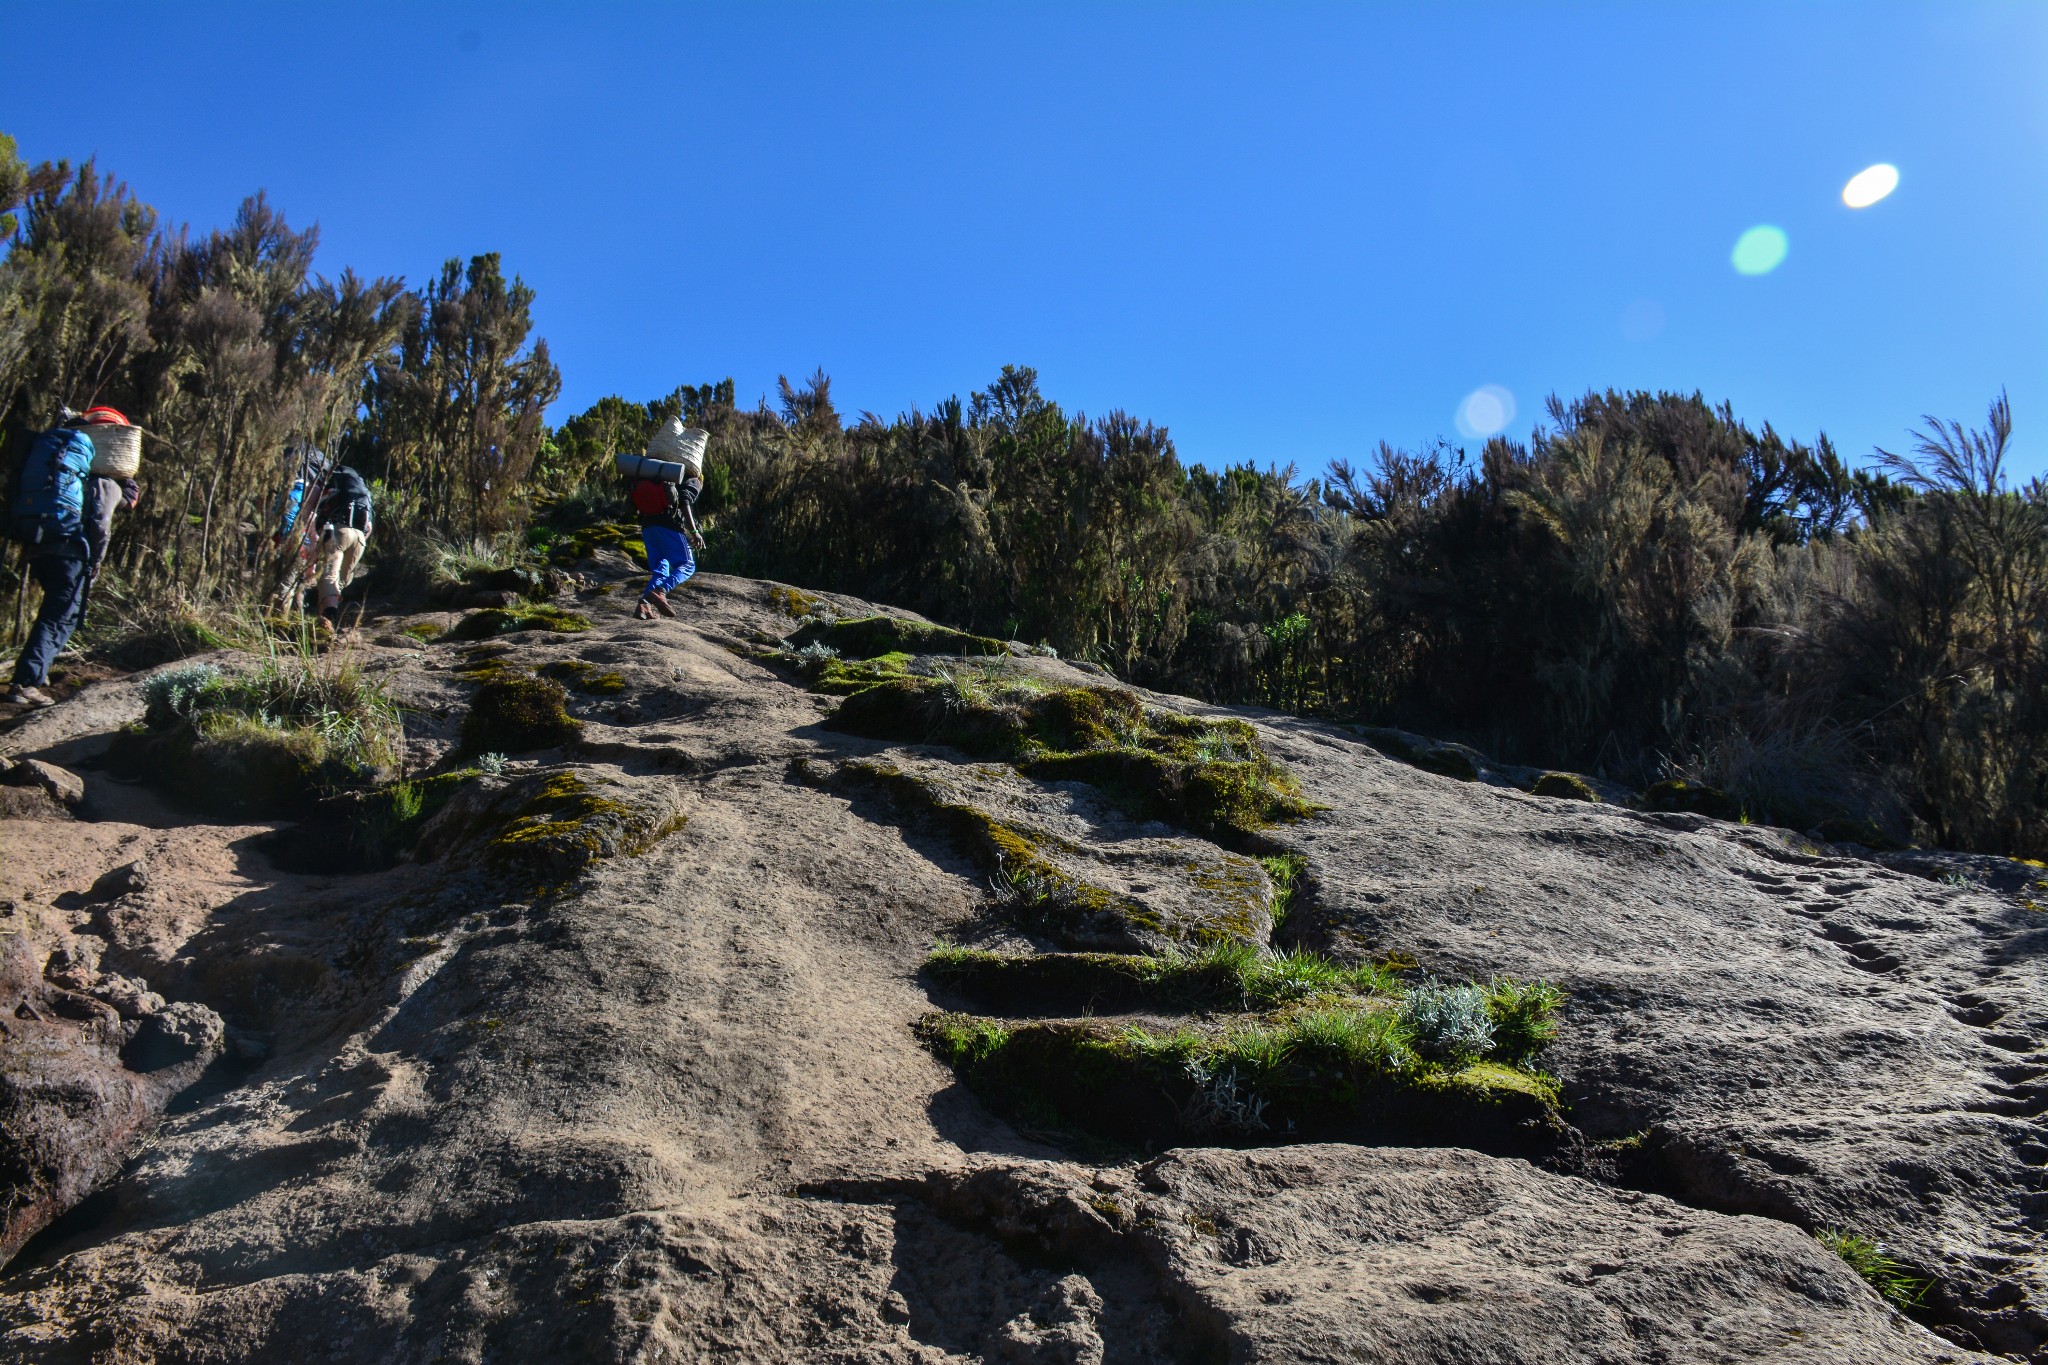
12, 554, 89, 687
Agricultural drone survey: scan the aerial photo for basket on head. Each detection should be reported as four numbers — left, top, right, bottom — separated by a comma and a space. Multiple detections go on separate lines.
645, 419, 709, 480
78, 410, 143, 478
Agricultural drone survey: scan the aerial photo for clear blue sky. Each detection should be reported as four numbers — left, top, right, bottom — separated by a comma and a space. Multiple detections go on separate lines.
7, 1, 2045, 479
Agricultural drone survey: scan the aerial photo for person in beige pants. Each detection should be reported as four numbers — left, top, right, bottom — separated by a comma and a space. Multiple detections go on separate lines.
316, 525, 368, 622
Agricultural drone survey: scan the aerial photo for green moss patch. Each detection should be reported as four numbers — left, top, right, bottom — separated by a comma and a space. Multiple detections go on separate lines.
829, 678, 1317, 841
461, 676, 582, 754
790, 614, 1007, 659
540, 521, 648, 568
809, 651, 915, 696
1644, 778, 1744, 822
442, 603, 593, 643
768, 585, 821, 617
486, 771, 684, 878
541, 659, 628, 694
1530, 771, 1599, 802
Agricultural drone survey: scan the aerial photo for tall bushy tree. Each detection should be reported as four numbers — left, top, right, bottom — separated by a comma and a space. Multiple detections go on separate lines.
357, 253, 560, 538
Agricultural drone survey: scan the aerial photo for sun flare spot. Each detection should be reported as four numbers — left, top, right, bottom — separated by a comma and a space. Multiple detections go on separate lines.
1842, 163, 1900, 209
1455, 385, 1516, 439
1731, 225, 1788, 276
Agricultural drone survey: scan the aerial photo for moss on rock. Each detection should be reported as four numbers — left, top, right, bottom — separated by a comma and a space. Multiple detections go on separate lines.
828, 677, 1317, 842
914, 1006, 1563, 1155
541, 659, 628, 694
485, 771, 685, 880
461, 676, 582, 754
442, 603, 593, 643
1530, 771, 1599, 802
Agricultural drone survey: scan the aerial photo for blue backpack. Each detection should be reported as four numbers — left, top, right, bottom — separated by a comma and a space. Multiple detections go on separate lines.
6, 428, 94, 546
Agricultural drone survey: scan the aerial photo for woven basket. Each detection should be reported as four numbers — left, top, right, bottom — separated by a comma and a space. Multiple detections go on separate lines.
646, 421, 709, 479
86, 423, 143, 478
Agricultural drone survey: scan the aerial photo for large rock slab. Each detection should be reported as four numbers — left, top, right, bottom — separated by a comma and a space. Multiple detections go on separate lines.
926, 1145, 1983, 1364
1249, 711, 2047, 1358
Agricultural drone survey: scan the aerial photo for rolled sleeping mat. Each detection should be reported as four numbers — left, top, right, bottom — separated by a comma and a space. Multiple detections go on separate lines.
615, 451, 691, 484
645, 420, 708, 479
85, 423, 143, 478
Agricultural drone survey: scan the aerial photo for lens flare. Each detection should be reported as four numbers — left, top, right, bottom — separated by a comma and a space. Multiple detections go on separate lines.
1731, 225, 1788, 276
1455, 385, 1516, 439
1842, 163, 1899, 208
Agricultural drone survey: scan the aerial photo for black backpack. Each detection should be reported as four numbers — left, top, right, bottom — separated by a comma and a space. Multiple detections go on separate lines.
318, 466, 372, 529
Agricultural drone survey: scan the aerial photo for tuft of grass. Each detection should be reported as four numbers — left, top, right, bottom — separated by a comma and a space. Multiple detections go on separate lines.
1261, 853, 1306, 928
115, 632, 404, 816
1484, 977, 1565, 1064
1818, 1230, 1930, 1308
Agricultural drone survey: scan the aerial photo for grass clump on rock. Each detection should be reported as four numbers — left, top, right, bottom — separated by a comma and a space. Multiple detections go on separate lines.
115, 654, 403, 817
1818, 1230, 1930, 1308
442, 602, 592, 643
919, 943, 1565, 1150
830, 674, 1318, 841
460, 675, 582, 754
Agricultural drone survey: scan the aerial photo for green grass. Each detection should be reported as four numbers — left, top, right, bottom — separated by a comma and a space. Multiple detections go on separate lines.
1818, 1230, 1930, 1308
123, 643, 405, 816
1261, 853, 1306, 928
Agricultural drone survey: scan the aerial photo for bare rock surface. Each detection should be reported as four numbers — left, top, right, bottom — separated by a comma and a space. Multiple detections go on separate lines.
0, 568, 2029, 1362
1257, 711, 2047, 1357
0, 907, 223, 1266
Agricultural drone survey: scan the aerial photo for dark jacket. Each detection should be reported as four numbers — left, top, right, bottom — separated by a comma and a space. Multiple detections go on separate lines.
638, 476, 702, 534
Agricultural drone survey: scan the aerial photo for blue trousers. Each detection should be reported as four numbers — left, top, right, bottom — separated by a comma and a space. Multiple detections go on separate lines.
13, 554, 90, 687
641, 524, 696, 596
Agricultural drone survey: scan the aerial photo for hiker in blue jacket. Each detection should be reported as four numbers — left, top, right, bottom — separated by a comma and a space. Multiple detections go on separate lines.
7, 409, 140, 708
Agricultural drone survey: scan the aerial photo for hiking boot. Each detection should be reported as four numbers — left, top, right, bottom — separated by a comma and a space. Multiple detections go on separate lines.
6, 685, 54, 708
647, 590, 677, 619
634, 598, 657, 621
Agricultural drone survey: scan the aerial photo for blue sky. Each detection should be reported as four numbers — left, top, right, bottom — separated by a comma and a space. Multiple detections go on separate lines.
6, 1, 2045, 479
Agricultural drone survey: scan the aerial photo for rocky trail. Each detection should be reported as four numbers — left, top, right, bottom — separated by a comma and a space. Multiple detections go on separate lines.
0, 559, 2041, 1363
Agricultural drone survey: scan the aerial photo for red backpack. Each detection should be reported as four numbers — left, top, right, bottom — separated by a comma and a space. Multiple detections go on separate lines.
629, 478, 674, 515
